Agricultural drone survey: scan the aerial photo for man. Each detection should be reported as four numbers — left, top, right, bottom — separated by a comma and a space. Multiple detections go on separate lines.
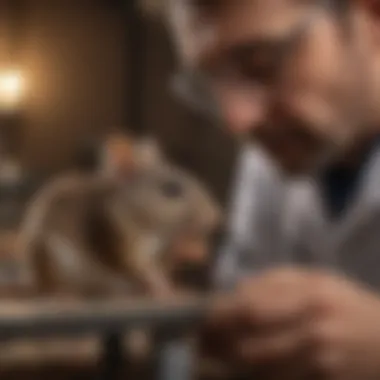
164, 0, 380, 378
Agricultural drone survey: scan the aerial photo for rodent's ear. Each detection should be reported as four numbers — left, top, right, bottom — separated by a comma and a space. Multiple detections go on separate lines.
133, 136, 164, 170
101, 132, 136, 177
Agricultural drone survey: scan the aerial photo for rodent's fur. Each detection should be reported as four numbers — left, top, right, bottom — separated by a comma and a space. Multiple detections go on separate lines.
14, 135, 222, 298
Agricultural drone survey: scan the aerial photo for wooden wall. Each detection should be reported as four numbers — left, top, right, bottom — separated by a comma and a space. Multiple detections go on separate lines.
1, 0, 127, 173
0, 0, 237, 205
142, 19, 237, 205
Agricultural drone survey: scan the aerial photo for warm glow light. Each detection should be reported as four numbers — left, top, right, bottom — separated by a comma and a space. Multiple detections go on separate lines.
0, 70, 24, 113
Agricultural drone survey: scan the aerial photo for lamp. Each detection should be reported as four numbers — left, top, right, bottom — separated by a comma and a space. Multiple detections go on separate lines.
0, 69, 24, 114
0, 69, 25, 184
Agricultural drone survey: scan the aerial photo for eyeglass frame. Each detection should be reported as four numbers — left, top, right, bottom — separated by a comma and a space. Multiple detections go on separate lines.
169, 0, 339, 122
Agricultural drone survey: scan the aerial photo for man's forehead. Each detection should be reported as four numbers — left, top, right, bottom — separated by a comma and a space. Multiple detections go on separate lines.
169, 0, 314, 67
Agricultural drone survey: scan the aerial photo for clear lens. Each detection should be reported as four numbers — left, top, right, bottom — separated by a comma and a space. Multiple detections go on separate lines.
169, 72, 220, 120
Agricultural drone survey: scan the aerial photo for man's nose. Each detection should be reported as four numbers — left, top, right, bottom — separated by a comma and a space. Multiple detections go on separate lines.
217, 88, 267, 134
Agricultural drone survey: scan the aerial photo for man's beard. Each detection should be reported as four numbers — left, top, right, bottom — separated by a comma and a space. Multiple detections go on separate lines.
246, 120, 351, 178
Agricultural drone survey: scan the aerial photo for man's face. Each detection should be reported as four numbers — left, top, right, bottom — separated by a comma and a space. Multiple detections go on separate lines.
170, 0, 379, 175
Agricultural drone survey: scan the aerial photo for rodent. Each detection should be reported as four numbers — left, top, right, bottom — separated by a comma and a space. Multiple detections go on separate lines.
13, 133, 222, 299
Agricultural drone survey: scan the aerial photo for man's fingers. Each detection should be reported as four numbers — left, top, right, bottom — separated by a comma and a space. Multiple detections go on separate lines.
235, 324, 308, 364
236, 268, 314, 327
248, 359, 312, 380
206, 293, 241, 327
240, 290, 309, 328
207, 268, 315, 330
233, 324, 314, 380
202, 268, 322, 366
200, 293, 241, 357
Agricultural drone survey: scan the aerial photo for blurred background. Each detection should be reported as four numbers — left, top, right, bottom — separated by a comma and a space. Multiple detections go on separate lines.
0, 0, 236, 211
0, 1, 236, 378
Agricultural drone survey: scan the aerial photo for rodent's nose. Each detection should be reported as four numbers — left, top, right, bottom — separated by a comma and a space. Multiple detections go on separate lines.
160, 179, 184, 198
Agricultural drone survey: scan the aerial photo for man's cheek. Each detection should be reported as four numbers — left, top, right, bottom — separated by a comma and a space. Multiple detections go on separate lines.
217, 89, 267, 135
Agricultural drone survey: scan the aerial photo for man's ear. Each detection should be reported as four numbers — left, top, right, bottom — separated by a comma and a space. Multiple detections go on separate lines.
361, 0, 380, 15
356, 0, 380, 46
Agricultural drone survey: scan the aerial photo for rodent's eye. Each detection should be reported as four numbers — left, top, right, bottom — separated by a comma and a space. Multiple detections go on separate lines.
160, 179, 184, 199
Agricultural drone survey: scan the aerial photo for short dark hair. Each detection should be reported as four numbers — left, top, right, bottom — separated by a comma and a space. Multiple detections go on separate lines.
329, 0, 350, 14
191, 0, 349, 11
326, 0, 353, 36
190, 0, 224, 12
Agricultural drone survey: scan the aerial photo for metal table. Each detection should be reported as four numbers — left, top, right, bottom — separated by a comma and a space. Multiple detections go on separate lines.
0, 297, 210, 380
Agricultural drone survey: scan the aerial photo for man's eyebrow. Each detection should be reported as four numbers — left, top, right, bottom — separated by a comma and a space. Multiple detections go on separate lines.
196, 38, 289, 72
225, 16, 313, 63
226, 37, 293, 61
191, 0, 224, 10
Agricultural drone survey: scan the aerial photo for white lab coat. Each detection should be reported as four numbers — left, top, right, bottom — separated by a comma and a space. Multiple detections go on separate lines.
215, 143, 380, 291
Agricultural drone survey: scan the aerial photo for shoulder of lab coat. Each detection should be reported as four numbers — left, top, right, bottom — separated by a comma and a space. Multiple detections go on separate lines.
213, 143, 285, 289
214, 141, 380, 290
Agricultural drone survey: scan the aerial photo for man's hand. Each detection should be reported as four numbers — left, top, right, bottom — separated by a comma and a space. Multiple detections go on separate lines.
204, 267, 380, 380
